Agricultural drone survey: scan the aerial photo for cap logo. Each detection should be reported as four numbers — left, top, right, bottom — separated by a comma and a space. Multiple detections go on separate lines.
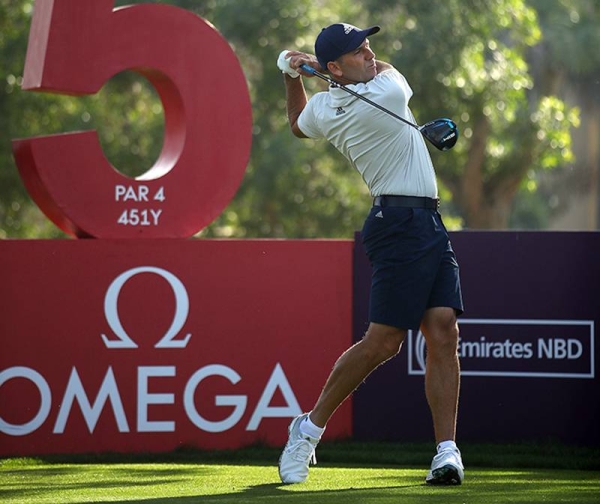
342, 23, 355, 35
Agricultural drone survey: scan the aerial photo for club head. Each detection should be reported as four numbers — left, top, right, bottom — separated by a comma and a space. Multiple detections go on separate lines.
419, 118, 459, 151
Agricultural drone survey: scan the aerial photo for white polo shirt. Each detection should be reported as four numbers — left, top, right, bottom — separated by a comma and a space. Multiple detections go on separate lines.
297, 68, 438, 198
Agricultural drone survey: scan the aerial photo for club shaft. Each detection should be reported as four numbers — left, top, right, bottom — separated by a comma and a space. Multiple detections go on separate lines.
299, 64, 419, 130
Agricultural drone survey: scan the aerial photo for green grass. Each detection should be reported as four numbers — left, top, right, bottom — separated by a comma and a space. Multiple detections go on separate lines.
1, 442, 599, 504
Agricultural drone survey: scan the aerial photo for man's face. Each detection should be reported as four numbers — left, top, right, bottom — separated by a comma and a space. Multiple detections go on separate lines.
332, 39, 377, 83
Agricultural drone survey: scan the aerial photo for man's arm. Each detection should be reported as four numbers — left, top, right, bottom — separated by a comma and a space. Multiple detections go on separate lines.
284, 73, 308, 138
280, 51, 323, 138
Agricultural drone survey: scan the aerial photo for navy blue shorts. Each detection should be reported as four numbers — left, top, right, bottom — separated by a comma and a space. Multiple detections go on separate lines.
360, 206, 464, 331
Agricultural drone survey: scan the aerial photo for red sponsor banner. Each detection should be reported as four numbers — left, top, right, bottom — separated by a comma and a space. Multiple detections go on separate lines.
3, 1, 351, 457
0, 239, 353, 456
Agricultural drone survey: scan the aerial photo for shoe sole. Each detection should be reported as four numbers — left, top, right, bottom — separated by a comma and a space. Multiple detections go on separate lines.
426, 465, 463, 486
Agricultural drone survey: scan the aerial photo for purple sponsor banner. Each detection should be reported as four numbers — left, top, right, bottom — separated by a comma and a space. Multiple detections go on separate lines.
409, 319, 594, 378
353, 231, 600, 445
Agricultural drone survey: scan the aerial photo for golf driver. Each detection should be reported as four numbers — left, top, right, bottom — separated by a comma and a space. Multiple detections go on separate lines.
299, 64, 458, 151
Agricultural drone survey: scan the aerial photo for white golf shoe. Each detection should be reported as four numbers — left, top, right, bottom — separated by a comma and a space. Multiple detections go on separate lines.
426, 446, 464, 485
278, 413, 319, 484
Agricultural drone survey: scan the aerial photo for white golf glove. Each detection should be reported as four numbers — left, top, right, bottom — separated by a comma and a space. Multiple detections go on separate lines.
277, 50, 300, 78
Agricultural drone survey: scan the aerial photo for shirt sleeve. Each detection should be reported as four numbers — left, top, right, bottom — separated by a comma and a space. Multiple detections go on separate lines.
297, 94, 325, 139
374, 68, 413, 107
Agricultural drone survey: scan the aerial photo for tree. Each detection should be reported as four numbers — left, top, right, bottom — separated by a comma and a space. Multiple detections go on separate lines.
189, 0, 374, 238
361, 0, 579, 229
1, 0, 164, 238
523, 0, 600, 230
0, 0, 586, 238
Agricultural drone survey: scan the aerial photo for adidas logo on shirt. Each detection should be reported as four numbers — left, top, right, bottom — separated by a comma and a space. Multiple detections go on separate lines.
336, 107, 346, 116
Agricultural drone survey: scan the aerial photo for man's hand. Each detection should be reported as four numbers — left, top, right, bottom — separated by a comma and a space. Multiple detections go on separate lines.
277, 50, 300, 78
277, 50, 322, 78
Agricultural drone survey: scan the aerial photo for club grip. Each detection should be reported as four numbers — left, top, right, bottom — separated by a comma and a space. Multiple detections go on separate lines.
300, 64, 316, 74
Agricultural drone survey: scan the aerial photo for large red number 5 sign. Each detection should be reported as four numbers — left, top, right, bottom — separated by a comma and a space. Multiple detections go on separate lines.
12, 0, 252, 238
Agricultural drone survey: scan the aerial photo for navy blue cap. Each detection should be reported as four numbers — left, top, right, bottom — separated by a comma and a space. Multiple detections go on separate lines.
315, 23, 380, 70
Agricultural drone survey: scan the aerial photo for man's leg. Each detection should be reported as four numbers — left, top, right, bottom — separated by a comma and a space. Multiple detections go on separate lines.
310, 322, 407, 427
279, 322, 406, 484
420, 306, 464, 485
420, 306, 460, 443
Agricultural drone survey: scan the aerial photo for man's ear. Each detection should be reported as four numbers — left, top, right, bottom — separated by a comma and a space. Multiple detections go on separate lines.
327, 61, 343, 78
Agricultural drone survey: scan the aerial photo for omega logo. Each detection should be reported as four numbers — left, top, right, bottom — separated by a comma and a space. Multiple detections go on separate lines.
101, 266, 191, 349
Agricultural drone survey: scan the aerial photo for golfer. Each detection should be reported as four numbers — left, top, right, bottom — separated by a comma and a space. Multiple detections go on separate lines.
277, 23, 465, 486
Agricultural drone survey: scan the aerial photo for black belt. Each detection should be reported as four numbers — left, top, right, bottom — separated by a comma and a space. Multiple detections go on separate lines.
373, 195, 439, 210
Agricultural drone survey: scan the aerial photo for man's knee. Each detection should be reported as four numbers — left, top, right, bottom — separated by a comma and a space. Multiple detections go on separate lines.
363, 323, 406, 362
421, 308, 459, 355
